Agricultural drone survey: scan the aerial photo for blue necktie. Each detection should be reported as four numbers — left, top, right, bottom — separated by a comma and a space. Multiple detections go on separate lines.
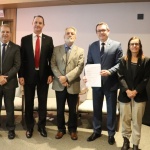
65, 46, 70, 53
2, 43, 7, 63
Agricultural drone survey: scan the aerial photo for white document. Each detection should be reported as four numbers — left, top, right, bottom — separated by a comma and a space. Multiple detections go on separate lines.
85, 64, 101, 87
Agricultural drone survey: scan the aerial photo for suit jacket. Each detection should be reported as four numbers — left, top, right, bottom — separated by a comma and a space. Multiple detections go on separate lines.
118, 57, 150, 103
0, 41, 21, 89
87, 38, 123, 91
18, 34, 54, 84
51, 44, 84, 94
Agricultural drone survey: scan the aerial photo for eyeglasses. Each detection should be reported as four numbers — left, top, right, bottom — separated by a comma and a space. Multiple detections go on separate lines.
96, 29, 107, 33
130, 43, 139, 46
66, 32, 75, 36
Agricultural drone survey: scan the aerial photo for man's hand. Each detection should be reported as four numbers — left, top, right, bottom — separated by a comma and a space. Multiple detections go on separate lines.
19, 77, 25, 86
62, 82, 69, 87
58, 76, 67, 84
83, 76, 87, 83
0, 75, 8, 85
100, 70, 111, 76
47, 76, 53, 84
126, 89, 137, 99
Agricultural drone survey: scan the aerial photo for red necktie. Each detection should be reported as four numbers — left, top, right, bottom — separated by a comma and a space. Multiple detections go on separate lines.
35, 35, 40, 68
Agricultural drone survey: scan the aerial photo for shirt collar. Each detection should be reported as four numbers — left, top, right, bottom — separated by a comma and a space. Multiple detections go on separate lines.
1, 41, 9, 46
99, 38, 109, 45
64, 44, 73, 50
33, 33, 42, 38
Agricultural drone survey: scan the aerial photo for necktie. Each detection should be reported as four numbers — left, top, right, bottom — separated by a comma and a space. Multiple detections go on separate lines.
65, 46, 70, 61
35, 35, 40, 68
65, 46, 70, 53
100, 43, 105, 61
2, 43, 7, 63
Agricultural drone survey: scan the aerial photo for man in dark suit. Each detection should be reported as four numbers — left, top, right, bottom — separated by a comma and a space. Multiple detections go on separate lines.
0, 24, 21, 139
83, 22, 123, 145
18, 15, 54, 138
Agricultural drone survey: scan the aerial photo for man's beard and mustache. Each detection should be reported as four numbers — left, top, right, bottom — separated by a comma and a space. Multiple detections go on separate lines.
65, 37, 74, 44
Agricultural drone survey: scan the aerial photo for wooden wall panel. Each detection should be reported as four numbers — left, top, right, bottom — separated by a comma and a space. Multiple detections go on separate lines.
0, 9, 17, 43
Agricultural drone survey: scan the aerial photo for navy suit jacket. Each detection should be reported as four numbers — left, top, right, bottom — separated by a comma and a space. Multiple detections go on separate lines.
87, 38, 123, 91
18, 34, 54, 84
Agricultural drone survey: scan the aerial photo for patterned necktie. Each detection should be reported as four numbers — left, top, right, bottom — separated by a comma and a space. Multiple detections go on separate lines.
65, 46, 70, 53
2, 43, 7, 63
65, 46, 70, 61
100, 43, 105, 61
35, 35, 40, 68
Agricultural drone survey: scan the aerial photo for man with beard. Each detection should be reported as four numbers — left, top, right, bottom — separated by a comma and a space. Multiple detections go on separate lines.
51, 27, 84, 140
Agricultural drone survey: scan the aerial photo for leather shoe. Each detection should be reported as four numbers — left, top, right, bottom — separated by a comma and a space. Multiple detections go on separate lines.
87, 132, 101, 142
121, 137, 130, 150
133, 145, 138, 150
38, 127, 47, 137
26, 129, 33, 138
8, 130, 15, 139
108, 136, 115, 145
70, 132, 78, 140
55, 131, 66, 139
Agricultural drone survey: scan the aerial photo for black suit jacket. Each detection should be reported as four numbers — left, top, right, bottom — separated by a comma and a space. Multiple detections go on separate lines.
118, 57, 150, 103
18, 34, 54, 84
0, 41, 21, 89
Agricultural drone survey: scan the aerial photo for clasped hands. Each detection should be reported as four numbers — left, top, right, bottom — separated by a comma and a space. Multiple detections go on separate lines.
0, 75, 8, 85
126, 89, 138, 99
58, 76, 68, 87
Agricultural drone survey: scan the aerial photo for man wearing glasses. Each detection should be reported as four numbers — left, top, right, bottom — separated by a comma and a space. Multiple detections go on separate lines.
83, 22, 123, 145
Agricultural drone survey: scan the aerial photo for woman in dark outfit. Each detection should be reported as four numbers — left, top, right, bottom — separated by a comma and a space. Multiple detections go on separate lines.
118, 37, 150, 150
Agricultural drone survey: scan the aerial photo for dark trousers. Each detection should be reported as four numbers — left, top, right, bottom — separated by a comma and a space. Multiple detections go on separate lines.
24, 70, 49, 130
92, 87, 117, 136
0, 87, 15, 131
55, 88, 78, 133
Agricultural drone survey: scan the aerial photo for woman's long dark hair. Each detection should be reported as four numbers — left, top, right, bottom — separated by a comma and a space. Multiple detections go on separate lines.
126, 36, 143, 60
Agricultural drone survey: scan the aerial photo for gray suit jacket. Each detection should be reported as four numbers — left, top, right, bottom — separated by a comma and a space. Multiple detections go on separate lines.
0, 41, 21, 89
51, 44, 84, 94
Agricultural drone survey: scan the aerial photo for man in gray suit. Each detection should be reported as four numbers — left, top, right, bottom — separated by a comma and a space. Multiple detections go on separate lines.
0, 24, 21, 139
51, 27, 84, 140
83, 22, 123, 145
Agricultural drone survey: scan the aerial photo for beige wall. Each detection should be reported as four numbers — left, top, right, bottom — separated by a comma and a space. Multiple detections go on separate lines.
16, 2, 150, 59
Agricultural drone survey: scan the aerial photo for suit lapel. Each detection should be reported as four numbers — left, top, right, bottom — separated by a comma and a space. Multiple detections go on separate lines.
27, 35, 34, 59
40, 34, 46, 57
60, 45, 66, 63
134, 58, 142, 80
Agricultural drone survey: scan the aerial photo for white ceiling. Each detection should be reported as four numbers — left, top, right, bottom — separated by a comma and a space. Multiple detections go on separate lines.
0, 0, 150, 9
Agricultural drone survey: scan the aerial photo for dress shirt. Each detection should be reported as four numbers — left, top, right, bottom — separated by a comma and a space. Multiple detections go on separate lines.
99, 39, 108, 52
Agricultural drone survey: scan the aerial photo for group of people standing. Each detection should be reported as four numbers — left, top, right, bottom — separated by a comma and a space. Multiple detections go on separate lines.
0, 15, 149, 150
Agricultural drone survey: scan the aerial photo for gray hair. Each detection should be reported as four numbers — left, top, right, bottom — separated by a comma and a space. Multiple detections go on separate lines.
65, 26, 77, 35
